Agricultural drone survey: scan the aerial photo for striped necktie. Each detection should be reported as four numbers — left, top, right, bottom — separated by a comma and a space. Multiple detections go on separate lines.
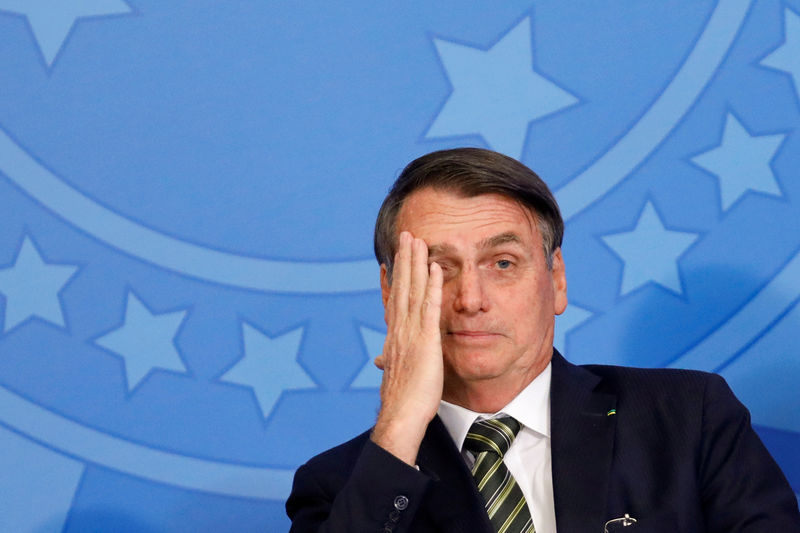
464, 416, 535, 533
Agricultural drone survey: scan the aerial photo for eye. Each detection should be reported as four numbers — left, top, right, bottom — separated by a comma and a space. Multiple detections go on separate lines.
496, 259, 512, 269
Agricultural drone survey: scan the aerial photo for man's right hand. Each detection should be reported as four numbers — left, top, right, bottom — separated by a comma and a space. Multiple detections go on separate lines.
371, 231, 444, 466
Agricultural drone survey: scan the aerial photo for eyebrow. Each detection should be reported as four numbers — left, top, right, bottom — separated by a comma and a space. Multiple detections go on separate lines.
427, 243, 456, 258
479, 232, 522, 249
427, 232, 522, 258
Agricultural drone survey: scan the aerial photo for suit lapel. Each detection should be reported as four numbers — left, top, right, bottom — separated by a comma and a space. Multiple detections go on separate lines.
413, 351, 617, 532
550, 350, 617, 532
416, 416, 495, 533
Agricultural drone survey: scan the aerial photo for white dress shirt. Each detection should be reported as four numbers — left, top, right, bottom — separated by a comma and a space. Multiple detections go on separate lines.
437, 362, 556, 533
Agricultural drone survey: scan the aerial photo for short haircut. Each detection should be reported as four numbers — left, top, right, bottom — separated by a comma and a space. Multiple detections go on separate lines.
374, 148, 563, 278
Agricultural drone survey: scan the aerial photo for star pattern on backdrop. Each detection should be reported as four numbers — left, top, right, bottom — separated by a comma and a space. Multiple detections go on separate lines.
0, 236, 78, 332
426, 17, 579, 159
96, 291, 188, 393
761, 8, 800, 100
0, 0, 132, 67
602, 202, 698, 296
220, 322, 316, 419
351, 326, 385, 388
553, 304, 592, 354
691, 112, 785, 211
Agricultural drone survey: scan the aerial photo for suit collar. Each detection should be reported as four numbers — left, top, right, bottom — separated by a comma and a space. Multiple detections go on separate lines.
550, 349, 617, 532
437, 361, 552, 448
417, 415, 495, 533
413, 350, 617, 532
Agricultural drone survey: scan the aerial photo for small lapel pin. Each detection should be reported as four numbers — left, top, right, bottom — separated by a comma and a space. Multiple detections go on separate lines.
606, 409, 617, 416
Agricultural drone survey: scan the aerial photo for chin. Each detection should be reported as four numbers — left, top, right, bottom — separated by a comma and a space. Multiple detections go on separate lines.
444, 351, 504, 381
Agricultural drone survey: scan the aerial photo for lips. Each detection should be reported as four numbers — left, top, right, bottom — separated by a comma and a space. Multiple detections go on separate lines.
445, 330, 502, 344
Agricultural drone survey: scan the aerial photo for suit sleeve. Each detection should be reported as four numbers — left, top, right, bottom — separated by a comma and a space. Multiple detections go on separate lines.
286, 438, 431, 533
698, 374, 800, 532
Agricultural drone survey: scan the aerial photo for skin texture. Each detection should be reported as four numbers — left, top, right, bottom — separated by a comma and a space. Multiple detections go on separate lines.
372, 188, 567, 465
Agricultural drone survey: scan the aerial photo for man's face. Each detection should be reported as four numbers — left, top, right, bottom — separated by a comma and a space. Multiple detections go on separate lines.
381, 187, 567, 396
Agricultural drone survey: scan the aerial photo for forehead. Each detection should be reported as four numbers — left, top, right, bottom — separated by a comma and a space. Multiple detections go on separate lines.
395, 188, 539, 244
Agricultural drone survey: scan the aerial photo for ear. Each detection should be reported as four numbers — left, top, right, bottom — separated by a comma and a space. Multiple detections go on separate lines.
550, 248, 568, 315
380, 264, 391, 321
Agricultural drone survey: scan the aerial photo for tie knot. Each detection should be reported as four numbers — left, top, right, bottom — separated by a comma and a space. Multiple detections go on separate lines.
464, 416, 521, 457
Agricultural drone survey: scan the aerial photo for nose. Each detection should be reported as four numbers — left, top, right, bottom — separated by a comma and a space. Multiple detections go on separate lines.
453, 265, 486, 314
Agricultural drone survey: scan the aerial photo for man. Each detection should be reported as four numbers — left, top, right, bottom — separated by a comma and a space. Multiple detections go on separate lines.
286, 148, 800, 532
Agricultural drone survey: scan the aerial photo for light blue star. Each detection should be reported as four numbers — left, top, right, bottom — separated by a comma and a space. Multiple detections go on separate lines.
691, 113, 785, 211
762, 8, 800, 100
0, 236, 78, 332
602, 202, 698, 296
220, 322, 316, 419
426, 17, 579, 159
553, 304, 592, 355
0, 0, 132, 67
351, 326, 385, 389
96, 291, 188, 393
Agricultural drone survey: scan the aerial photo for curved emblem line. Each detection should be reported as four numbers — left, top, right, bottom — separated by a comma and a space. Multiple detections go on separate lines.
668, 248, 800, 371
0, 0, 750, 293
0, 130, 376, 294
555, 0, 752, 220
0, 385, 294, 500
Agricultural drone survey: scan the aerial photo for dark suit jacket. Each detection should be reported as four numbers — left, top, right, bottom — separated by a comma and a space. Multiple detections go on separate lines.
286, 351, 800, 532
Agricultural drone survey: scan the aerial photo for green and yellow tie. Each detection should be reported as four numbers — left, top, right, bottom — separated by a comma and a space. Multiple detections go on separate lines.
464, 416, 535, 533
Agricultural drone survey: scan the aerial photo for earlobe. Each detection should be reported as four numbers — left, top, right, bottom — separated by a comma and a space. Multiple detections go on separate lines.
551, 249, 568, 315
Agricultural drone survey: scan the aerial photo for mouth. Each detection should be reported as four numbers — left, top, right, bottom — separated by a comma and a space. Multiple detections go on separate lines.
446, 330, 502, 343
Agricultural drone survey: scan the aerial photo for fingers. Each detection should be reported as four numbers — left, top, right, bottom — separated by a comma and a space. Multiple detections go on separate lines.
388, 232, 413, 321
423, 261, 443, 333
389, 231, 432, 322
372, 235, 444, 464
408, 236, 430, 318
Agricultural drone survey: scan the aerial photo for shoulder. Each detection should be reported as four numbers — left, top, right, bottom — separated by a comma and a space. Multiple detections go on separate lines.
579, 362, 742, 423
551, 349, 730, 403
582, 362, 727, 395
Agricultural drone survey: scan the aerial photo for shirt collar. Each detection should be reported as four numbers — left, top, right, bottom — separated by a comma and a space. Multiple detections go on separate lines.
437, 362, 552, 450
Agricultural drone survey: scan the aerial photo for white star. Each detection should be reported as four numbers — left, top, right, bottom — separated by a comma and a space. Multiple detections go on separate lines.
96, 291, 188, 393
691, 113, 785, 211
0, 0, 132, 67
602, 202, 698, 296
553, 304, 592, 355
0, 236, 78, 332
762, 7, 800, 100
426, 17, 579, 159
220, 322, 316, 419
350, 326, 385, 389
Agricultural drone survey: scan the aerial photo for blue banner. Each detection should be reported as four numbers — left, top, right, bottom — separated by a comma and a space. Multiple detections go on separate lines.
0, 1, 798, 530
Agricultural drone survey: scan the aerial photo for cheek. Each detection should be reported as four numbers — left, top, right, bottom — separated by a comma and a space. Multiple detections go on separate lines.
438, 282, 460, 310
508, 287, 554, 331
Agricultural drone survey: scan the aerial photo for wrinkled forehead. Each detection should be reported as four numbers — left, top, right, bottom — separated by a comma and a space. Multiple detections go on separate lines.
394, 187, 540, 237
393, 188, 543, 255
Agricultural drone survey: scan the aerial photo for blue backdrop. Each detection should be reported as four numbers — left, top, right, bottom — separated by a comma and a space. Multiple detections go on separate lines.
0, 1, 798, 531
